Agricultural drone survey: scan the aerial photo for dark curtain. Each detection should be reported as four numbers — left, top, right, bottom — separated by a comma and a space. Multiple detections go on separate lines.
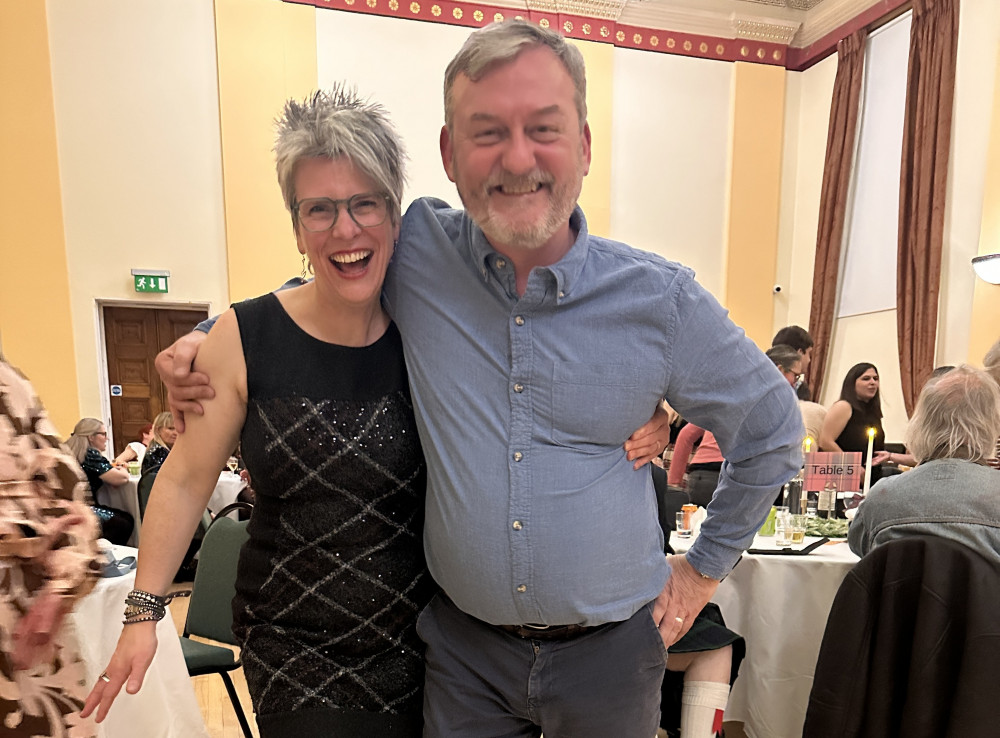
896, 0, 960, 415
807, 30, 868, 401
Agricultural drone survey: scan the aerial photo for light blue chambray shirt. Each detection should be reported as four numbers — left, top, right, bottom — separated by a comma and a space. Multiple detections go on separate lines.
383, 197, 803, 627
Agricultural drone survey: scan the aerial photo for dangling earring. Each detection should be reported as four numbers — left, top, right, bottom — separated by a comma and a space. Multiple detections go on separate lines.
300, 255, 307, 280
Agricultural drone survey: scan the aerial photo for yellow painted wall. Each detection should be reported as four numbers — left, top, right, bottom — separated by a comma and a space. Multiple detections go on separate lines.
725, 62, 786, 348
0, 1, 79, 435
968, 48, 1000, 364
214, 0, 318, 302
576, 39, 613, 238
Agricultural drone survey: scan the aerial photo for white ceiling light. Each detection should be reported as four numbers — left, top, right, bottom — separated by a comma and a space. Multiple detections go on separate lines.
972, 253, 1000, 285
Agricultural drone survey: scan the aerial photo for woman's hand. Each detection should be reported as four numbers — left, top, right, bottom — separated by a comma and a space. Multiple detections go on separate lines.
80, 623, 159, 723
872, 450, 891, 466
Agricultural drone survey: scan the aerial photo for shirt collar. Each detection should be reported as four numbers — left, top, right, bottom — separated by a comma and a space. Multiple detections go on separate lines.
465, 206, 590, 300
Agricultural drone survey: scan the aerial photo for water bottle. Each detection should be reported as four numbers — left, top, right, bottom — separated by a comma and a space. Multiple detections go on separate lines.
818, 481, 837, 519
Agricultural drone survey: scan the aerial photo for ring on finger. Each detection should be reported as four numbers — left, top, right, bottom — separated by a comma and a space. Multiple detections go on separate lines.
99, 672, 111, 683
674, 616, 684, 625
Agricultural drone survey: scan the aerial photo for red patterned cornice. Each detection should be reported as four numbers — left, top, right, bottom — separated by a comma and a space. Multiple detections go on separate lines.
284, 0, 791, 66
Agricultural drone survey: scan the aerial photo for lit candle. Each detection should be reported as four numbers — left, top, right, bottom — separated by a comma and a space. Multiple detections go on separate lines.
803, 436, 813, 454
862, 427, 876, 496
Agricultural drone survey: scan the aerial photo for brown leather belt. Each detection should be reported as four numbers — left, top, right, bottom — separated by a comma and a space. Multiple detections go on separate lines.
494, 623, 600, 641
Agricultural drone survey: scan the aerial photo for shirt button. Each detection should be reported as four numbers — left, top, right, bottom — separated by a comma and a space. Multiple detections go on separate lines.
512, 520, 523, 530
496, 258, 506, 268
514, 383, 524, 393
513, 451, 523, 462
516, 584, 527, 593
514, 316, 525, 326
558, 290, 565, 298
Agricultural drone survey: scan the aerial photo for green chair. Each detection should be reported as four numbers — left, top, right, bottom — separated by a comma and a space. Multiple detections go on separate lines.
180, 502, 254, 738
136, 469, 157, 520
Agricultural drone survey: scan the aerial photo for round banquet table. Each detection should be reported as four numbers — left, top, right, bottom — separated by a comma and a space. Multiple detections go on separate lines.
68, 546, 210, 738
671, 532, 859, 738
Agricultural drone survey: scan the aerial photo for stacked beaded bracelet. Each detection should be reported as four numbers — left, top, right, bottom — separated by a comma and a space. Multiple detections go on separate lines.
123, 588, 188, 625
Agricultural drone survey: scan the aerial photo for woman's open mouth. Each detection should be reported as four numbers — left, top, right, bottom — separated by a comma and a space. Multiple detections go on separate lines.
330, 250, 373, 275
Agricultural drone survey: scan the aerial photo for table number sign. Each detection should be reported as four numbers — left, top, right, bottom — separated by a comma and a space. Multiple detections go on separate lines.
802, 452, 863, 492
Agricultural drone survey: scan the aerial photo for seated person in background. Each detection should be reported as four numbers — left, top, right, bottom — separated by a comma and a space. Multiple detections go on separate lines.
112, 422, 152, 467
140, 411, 177, 475
650, 466, 745, 738
984, 338, 1000, 469
668, 424, 723, 508
795, 385, 827, 444
848, 365, 1000, 560
820, 362, 890, 483
65, 418, 134, 546
771, 325, 813, 400
766, 344, 820, 439
871, 365, 957, 470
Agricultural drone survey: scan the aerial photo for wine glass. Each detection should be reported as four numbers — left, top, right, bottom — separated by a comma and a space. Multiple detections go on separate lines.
226, 456, 239, 474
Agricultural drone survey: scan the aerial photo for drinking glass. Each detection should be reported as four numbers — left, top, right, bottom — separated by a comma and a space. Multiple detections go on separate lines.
675, 511, 692, 539
791, 514, 807, 544
227, 456, 239, 474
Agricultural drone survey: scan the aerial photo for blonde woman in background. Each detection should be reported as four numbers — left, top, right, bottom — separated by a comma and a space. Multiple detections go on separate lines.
140, 412, 177, 475
1, 358, 102, 737
65, 418, 134, 546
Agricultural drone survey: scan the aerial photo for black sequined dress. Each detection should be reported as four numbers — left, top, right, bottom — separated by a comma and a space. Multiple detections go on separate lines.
231, 293, 432, 737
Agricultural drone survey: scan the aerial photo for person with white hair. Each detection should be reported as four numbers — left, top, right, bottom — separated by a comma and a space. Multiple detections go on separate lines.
848, 365, 1000, 559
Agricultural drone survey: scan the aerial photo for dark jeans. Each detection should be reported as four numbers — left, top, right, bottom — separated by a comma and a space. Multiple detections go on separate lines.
687, 469, 721, 509
418, 594, 665, 738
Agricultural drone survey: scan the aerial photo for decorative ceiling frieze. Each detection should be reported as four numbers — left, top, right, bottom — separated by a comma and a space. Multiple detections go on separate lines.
284, 0, 907, 70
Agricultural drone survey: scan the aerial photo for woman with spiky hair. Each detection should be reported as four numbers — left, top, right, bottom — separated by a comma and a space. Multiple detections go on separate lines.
84, 86, 432, 737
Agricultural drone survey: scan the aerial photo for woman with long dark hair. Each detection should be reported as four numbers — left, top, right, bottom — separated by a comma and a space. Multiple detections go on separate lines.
819, 362, 889, 481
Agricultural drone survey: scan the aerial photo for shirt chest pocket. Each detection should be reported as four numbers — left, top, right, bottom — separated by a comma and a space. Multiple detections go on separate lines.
549, 361, 662, 451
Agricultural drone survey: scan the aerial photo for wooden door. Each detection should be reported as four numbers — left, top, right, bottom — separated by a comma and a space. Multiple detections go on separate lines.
103, 306, 208, 457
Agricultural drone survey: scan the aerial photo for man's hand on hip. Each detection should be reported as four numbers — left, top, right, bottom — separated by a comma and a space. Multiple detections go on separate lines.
154, 331, 213, 432
652, 554, 719, 647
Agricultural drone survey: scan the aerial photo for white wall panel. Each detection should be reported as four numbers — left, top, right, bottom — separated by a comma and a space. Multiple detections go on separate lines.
46, 0, 227, 419
316, 11, 469, 208
609, 48, 731, 299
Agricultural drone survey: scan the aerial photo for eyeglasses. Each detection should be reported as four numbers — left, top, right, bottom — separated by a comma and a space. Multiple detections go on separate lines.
293, 193, 390, 232
92, 431, 107, 437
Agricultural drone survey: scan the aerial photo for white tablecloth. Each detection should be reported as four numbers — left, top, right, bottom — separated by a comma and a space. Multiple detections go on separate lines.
671, 532, 859, 738
99, 473, 247, 545
70, 548, 209, 738
98, 479, 142, 547
207, 471, 247, 514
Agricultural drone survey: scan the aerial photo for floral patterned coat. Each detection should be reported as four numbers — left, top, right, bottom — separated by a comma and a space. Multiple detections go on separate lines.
0, 358, 102, 737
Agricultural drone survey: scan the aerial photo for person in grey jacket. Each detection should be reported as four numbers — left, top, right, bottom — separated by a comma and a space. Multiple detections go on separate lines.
848, 364, 1000, 560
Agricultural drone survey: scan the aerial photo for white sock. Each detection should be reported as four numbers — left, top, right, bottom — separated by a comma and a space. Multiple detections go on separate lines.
680, 680, 731, 738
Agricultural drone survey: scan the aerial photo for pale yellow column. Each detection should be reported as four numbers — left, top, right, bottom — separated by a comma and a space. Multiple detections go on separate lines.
214, 0, 318, 302
968, 49, 1000, 364
575, 40, 614, 238
0, 1, 80, 433
724, 62, 786, 348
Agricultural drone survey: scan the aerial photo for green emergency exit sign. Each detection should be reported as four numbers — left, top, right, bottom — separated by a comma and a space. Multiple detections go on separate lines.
131, 270, 169, 293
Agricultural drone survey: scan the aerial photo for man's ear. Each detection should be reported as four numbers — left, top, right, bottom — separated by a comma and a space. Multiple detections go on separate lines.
581, 122, 593, 177
440, 126, 457, 183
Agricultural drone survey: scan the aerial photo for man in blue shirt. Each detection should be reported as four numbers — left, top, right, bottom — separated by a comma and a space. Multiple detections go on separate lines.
161, 19, 801, 738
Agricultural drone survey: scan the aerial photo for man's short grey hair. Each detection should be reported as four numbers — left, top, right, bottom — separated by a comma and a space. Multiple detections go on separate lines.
443, 19, 587, 130
274, 85, 407, 229
984, 336, 1000, 386
905, 364, 1000, 464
